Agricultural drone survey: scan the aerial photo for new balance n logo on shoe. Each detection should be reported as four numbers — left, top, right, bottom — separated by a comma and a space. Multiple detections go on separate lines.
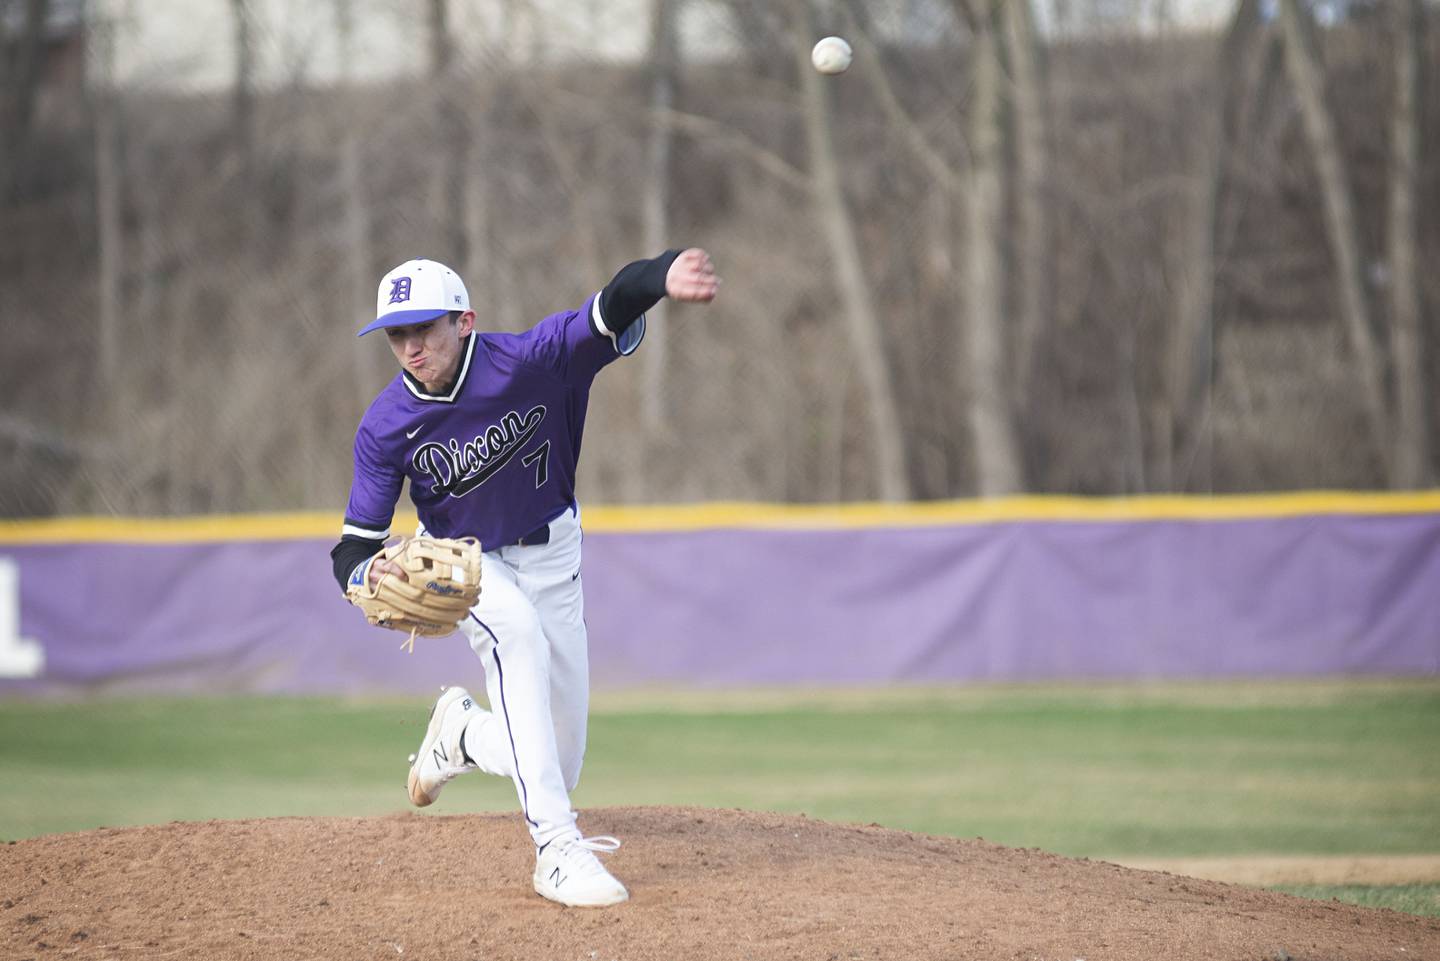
550, 867, 565, 888
407, 686, 482, 810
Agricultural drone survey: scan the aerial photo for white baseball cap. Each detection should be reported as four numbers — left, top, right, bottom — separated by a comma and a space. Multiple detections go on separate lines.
358, 258, 470, 336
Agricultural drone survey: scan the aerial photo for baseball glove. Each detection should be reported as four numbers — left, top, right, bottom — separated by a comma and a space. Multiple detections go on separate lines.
346, 536, 483, 653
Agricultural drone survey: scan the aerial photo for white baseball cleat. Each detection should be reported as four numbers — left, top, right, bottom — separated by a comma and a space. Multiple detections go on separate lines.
533, 835, 629, 907
406, 686, 483, 807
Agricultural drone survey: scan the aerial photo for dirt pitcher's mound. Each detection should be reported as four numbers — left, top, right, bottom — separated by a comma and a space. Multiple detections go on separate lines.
3, 807, 1437, 961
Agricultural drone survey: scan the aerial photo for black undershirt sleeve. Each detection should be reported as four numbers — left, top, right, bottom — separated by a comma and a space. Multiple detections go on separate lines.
596, 249, 683, 336
331, 536, 380, 593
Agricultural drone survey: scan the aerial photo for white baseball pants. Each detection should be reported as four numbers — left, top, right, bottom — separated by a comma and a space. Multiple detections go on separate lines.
457, 505, 589, 849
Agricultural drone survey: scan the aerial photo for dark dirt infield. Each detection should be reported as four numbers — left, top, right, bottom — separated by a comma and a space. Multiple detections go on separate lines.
3, 806, 1437, 960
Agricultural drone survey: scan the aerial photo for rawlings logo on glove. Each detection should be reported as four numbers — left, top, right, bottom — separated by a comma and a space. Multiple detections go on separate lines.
346, 535, 483, 653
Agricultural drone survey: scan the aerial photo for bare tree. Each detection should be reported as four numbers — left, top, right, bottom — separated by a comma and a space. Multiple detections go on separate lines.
1387, 0, 1429, 488
5, 0, 1435, 514
1001, 0, 1051, 409
960, 0, 1023, 495
429, 0, 469, 266
230, 0, 256, 171
793, 0, 911, 500
333, 0, 387, 407
0, 0, 49, 201
1275, 0, 1389, 478
843, 1, 960, 194
92, 12, 122, 405
1165, 0, 1266, 490
641, 0, 679, 440
839, 0, 964, 496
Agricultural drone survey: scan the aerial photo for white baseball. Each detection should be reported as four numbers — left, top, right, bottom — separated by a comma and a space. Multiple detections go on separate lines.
811, 36, 852, 75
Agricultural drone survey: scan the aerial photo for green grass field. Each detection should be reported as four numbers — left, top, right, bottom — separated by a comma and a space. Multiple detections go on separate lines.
1270, 884, 1440, 918
2, 679, 1437, 915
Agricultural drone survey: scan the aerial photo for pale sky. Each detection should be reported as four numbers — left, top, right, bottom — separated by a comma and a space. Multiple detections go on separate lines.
103, 0, 661, 89
98, 0, 1239, 92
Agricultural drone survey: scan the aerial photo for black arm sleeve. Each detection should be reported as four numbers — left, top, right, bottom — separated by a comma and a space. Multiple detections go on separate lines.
331, 536, 380, 593
595, 248, 683, 336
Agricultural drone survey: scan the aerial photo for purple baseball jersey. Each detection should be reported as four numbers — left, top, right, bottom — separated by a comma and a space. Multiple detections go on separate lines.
343, 294, 637, 549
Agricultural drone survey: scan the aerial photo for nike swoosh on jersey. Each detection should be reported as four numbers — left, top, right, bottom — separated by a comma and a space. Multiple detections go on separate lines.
406, 425, 424, 439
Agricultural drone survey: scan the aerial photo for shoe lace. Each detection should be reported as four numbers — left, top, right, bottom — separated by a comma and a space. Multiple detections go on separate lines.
555, 835, 621, 876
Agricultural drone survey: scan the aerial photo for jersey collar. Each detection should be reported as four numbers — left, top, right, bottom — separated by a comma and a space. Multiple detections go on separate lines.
401, 333, 476, 404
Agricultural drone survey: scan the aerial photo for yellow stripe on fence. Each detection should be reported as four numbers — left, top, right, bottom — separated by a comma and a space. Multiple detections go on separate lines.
1, 491, 1439, 544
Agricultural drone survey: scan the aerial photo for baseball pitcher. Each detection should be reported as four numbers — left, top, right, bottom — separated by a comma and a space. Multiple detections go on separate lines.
330, 249, 719, 906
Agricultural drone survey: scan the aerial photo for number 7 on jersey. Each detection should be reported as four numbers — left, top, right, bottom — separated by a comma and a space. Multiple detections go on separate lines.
522, 441, 551, 489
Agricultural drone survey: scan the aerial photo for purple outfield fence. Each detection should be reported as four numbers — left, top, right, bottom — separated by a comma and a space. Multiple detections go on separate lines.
0, 497, 1437, 695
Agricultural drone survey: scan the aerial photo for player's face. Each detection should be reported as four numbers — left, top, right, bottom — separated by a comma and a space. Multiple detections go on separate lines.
385, 311, 476, 391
